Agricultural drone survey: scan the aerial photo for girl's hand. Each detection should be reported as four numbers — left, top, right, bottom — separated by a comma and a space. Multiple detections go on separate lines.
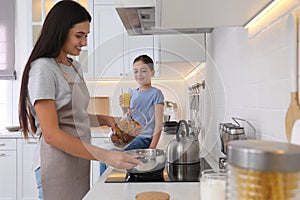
119, 95, 123, 107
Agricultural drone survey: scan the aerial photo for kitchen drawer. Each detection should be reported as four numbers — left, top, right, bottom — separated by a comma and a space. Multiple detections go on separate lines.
91, 137, 111, 149
0, 139, 16, 150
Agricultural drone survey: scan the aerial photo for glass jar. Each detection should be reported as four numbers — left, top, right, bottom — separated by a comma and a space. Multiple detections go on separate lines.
226, 140, 300, 200
200, 169, 226, 200
109, 109, 148, 149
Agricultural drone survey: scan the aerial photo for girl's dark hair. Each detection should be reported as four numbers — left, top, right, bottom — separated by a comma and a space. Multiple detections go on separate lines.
133, 54, 154, 71
19, 0, 91, 138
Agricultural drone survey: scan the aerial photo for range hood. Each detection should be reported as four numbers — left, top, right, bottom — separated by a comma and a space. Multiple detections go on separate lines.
115, 0, 275, 35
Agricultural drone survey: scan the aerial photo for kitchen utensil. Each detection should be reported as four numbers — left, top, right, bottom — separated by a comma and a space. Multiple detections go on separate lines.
166, 120, 200, 164
219, 117, 256, 154
232, 117, 256, 139
219, 123, 245, 155
126, 149, 166, 174
5, 125, 21, 132
227, 140, 300, 200
163, 121, 178, 134
286, 13, 300, 143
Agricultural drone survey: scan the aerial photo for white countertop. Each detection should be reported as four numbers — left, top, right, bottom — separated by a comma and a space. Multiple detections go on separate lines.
0, 130, 25, 138
83, 147, 219, 200
0, 127, 111, 139
83, 167, 201, 200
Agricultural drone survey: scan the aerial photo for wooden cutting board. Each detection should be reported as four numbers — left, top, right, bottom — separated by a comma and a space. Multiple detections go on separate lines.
135, 191, 170, 200
285, 13, 300, 143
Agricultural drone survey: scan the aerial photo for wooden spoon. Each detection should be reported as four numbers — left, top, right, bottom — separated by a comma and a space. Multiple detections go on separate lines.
285, 13, 300, 143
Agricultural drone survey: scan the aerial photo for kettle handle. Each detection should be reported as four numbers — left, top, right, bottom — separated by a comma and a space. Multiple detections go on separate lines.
176, 120, 189, 141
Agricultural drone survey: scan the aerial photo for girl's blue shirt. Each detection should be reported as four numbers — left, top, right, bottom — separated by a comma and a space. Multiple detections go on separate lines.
130, 87, 164, 138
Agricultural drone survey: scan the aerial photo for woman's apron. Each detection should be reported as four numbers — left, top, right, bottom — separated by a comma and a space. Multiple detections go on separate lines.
40, 64, 91, 200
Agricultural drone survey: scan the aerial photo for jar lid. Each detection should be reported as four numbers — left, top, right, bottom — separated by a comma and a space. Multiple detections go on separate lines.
227, 140, 300, 172
228, 126, 245, 135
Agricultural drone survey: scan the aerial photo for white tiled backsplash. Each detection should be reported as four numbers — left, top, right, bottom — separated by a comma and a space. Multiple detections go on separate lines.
202, 1, 300, 157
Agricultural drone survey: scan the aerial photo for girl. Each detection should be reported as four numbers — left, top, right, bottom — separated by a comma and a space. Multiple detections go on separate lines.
129, 55, 164, 149
100, 54, 164, 175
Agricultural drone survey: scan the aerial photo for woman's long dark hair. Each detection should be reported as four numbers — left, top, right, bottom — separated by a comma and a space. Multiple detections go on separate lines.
19, 0, 91, 138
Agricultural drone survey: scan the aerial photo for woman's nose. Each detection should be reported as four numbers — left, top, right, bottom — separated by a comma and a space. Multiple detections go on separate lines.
81, 37, 87, 46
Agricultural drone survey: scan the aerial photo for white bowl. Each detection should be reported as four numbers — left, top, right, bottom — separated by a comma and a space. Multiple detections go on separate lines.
5, 125, 21, 132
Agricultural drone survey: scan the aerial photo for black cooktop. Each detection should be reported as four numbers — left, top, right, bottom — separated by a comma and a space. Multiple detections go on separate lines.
105, 157, 212, 183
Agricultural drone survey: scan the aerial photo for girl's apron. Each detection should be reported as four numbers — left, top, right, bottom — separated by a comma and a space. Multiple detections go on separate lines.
40, 63, 91, 200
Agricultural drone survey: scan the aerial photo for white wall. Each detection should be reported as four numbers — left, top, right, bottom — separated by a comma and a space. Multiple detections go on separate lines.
203, 1, 300, 156
86, 79, 192, 120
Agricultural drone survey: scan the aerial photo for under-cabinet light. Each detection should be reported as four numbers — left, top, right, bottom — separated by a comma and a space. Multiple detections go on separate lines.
244, 0, 282, 29
184, 62, 206, 81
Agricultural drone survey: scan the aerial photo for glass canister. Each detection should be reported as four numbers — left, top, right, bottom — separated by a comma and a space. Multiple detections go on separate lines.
226, 140, 300, 200
109, 109, 148, 149
200, 169, 226, 200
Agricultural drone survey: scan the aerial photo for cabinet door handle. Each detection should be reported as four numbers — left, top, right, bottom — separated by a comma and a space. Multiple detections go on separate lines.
0, 143, 6, 146
27, 141, 38, 144
120, 72, 123, 76
0, 153, 5, 156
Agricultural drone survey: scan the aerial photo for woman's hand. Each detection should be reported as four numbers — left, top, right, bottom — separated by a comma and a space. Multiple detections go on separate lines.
110, 117, 121, 133
101, 150, 142, 170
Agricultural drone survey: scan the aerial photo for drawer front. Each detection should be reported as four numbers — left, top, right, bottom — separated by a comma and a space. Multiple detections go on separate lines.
91, 138, 111, 149
0, 139, 17, 150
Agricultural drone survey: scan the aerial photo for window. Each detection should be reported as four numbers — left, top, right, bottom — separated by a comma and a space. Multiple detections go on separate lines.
0, 0, 15, 80
0, 81, 12, 129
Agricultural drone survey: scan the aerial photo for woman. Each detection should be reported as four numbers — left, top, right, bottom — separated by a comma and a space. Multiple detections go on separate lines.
18, 1, 140, 200
100, 55, 164, 175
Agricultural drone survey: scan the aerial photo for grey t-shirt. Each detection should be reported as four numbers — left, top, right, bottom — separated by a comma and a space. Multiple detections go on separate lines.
28, 57, 84, 170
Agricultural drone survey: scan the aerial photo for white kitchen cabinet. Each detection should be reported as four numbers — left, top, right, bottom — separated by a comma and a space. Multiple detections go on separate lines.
17, 138, 39, 200
0, 135, 111, 199
30, 0, 95, 79
93, 2, 158, 79
155, 34, 206, 63
93, 4, 126, 79
90, 137, 111, 185
0, 139, 17, 200
124, 35, 159, 78
94, 0, 114, 4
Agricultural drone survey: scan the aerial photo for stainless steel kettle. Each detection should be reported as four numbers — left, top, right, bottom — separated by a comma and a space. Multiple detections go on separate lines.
166, 120, 200, 164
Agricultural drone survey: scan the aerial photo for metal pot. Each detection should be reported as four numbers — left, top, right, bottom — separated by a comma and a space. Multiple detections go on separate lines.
126, 149, 166, 174
166, 120, 200, 164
